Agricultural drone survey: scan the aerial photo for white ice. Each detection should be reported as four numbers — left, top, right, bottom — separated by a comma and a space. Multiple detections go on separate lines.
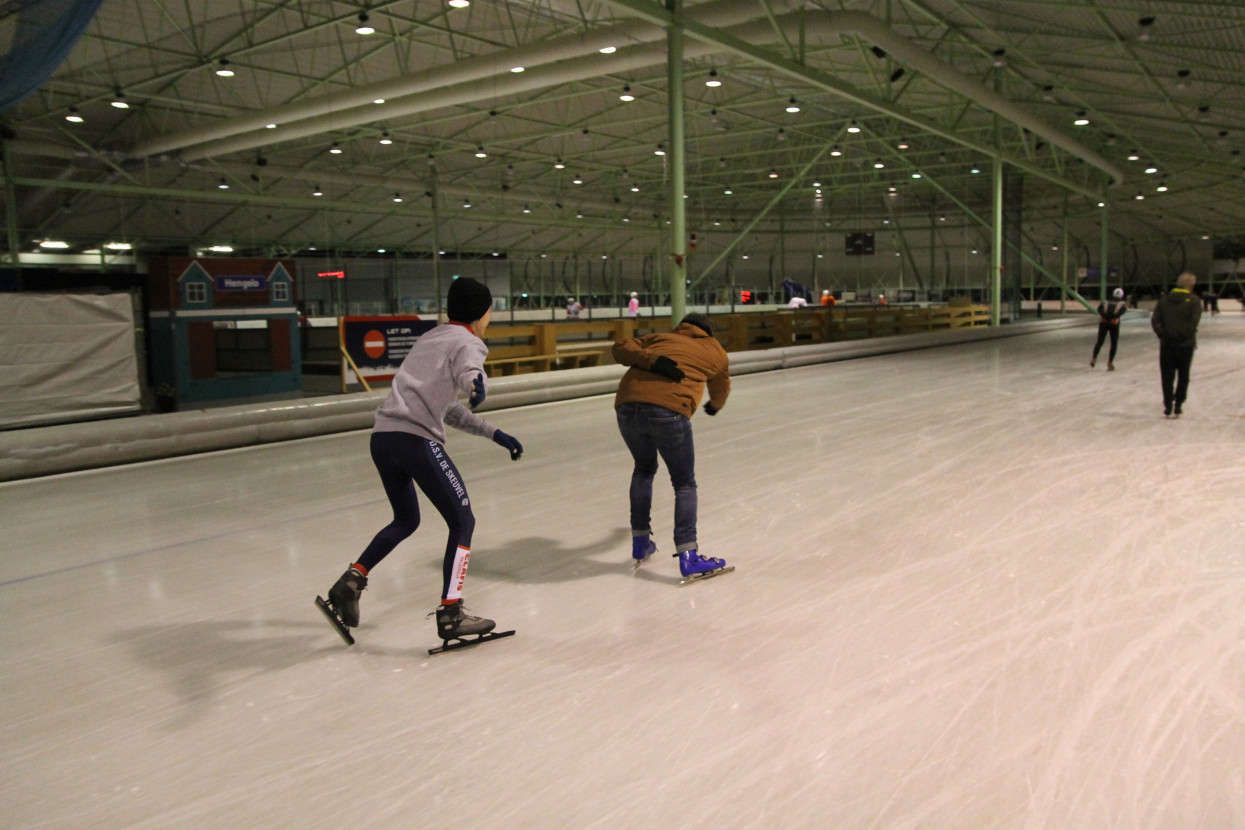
3, 314, 1245, 829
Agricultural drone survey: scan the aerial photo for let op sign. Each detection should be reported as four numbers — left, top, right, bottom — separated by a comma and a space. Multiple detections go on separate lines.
340, 315, 436, 383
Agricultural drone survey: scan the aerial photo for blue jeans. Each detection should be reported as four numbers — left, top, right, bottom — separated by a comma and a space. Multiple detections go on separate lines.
616, 403, 698, 551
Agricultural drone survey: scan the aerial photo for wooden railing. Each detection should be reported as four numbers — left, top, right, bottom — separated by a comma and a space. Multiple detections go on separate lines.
480, 304, 989, 374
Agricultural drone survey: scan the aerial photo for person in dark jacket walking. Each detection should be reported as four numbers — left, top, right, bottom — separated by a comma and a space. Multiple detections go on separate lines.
1090, 288, 1128, 370
612, 313, 731, 580
1151, 271, 1202, 417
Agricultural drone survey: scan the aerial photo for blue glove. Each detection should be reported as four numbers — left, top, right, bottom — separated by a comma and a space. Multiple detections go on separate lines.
651, 355, 685, 382
703, 402, 719, 416
469, 372, 486, 409
493, 429, 523, 461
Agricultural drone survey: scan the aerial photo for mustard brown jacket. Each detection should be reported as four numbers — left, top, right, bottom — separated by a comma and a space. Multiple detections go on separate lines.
612, 322, 731, 418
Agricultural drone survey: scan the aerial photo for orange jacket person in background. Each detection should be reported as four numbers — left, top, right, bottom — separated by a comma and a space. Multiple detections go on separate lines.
612, 314, 732, 582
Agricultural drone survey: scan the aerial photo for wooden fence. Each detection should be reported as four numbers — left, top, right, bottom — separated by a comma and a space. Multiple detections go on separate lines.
481, 304, 989, 375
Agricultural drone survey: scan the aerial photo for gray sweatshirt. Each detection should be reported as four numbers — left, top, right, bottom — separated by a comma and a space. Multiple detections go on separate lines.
373, 323, 497, 444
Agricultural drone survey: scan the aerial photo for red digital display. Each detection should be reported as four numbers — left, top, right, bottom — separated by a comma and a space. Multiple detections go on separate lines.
317, 270, 345, 279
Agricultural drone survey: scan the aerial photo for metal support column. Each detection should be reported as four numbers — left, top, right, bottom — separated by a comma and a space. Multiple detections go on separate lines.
1099, 197, 1109, 301
429, 161, 444, 319
1, 140, 21, 273
667, 0, 687, 323
991, 156, 1003, 325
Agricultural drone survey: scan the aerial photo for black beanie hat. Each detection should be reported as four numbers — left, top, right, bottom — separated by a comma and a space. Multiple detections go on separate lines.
447, 277, 492, 323
679, 313, 713, 337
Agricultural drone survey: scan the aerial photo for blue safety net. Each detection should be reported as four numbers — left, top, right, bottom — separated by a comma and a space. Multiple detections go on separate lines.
0, 0, 105, 114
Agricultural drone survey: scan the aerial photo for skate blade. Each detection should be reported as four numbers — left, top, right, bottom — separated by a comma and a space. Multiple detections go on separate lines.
633, 555, 652, 571
315, 595, 355, 646
428, 629, 515, 656
679, 565, 735, 585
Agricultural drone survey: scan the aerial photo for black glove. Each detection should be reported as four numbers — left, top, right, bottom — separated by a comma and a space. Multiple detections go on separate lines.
651, 355, 686, 382
492, 429, 523, 461
703, 402, 719, 416
469, 372, 486, 409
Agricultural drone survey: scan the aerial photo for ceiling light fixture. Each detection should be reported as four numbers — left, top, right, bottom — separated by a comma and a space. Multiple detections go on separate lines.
65, 107, 83, 123
768, 170, 778, 179
620, 85, 635, 102
554, 158, 565, 169
599, 45, 616, 54
373, 98, 385, 105
217, 178, 229, 189
393, 193, 403, 202
379, 131, 392, 144
1073, 112, 1089, 126
873, 159, 885, 168
724, 187, 733, 195
312, 186, 323, 196
992, 48, 1006, 68
105, 242, 132, 251
897, 138, 909, 149
475, 146, 487, 158
830, 146, 842, 157
785, 97, 800, 113
705, 69, 721, 88
39, 240, 69, 249
655, 144, 665, 156
572, 174, 583, 184
510, 66, 525, 73
1127, 151, 1141, 161
215, 59, 234, 77
355, 13, 374, 35
1137, 16, 1155, 42
846, 121, 861, 133
110, 89, 128, 109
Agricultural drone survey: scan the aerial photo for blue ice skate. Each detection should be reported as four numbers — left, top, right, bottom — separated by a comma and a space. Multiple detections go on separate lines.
675, 550, 734, 584
632, 535, 657, 570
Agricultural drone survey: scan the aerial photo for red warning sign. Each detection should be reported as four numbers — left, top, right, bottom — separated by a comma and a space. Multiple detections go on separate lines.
363, 330, 386, 359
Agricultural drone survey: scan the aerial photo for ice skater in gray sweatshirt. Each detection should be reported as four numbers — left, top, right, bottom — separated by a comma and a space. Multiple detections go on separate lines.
319, 277, 523, 645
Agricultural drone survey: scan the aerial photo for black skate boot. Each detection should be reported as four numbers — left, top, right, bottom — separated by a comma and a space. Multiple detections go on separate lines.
328, 568, 367, 627
315, 567, 367, 646
436, 602, 495, 640
427, 602, 515, 655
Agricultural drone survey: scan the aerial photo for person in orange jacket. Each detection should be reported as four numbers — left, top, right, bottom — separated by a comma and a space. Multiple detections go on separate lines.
612, 313, 732, 581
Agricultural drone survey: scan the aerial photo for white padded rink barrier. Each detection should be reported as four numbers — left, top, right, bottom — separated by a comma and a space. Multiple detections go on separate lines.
0, 316, 1093, 481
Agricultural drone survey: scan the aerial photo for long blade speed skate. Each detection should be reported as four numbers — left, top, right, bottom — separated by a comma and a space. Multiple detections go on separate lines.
428, 629, 516, 655
315, 595, 355, 645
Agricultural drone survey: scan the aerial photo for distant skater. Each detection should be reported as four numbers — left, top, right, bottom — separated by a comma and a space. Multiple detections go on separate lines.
317, 277, 524, 650
627, 291, 640, 318
1090, 288, 1127, 370
612, 313, 733, 582
1150, 271, 1202, 418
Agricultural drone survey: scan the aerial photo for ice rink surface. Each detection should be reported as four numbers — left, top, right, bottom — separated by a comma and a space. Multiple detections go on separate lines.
3, 313, 1245, 830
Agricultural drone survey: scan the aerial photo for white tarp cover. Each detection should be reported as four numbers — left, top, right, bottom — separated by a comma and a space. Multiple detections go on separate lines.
0, 292, 141, 428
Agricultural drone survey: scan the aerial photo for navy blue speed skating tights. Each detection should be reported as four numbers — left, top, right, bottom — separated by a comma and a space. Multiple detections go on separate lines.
356, 431, 475, 602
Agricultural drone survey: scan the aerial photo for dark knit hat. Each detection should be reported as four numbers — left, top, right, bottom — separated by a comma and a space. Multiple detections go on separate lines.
447, 277, 492, 323
679, 313, 713, 337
